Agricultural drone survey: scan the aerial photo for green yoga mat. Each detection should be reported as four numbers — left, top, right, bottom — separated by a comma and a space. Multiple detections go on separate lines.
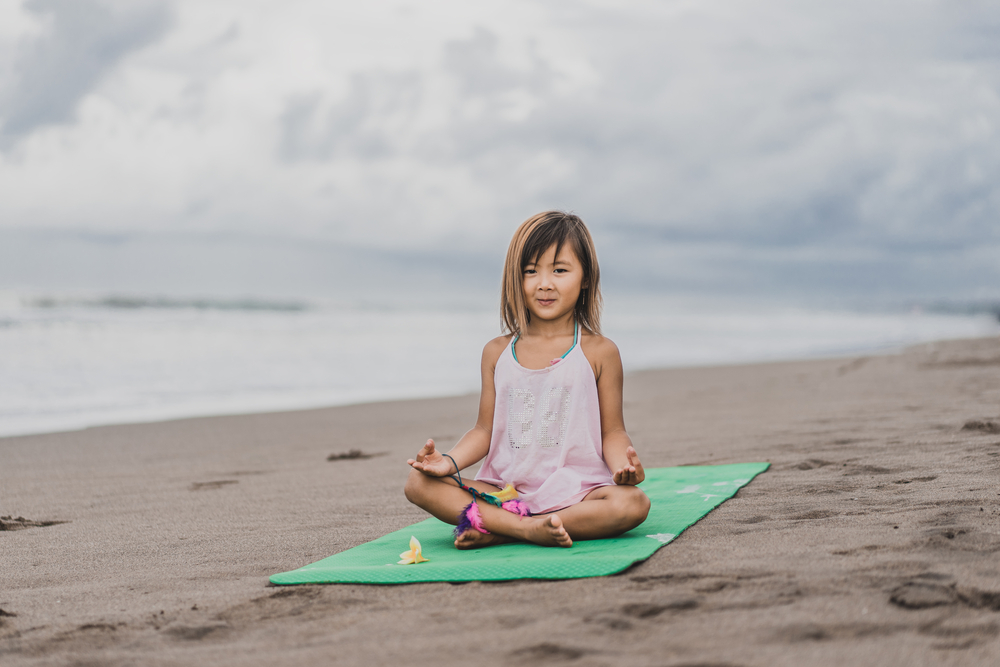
270, 462, 768, 585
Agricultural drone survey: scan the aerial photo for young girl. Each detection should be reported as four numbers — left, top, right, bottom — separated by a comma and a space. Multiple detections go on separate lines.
405, 211, 650, 549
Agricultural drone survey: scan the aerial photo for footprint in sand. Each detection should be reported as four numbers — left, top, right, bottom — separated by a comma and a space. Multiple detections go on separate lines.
790, 459, 833, 470
891, 580, 1000, 612
890, 582, 958, 609
165, 624, 230, 641
0, 515, 67, 531
621, 599, 699, 618
509, 643, 589, 661
189, 480, 238, 491
789, 509, 838, 520
326, 449, 384, 461
842, 464, 894, 476
962, 420, 1000, 434
893, 476, 938, 484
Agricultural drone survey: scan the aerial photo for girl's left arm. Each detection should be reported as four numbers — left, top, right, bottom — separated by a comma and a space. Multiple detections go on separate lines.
595, 338, 645, 485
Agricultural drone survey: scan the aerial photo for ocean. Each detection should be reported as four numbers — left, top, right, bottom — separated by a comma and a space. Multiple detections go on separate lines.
1, 290, 997, 438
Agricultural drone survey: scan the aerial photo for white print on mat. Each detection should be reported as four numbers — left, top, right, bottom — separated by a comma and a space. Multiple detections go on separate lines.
676, 485, 719, 501
646, 533, 676, 544
507, 387, 571, 450
675, 479, 748, 502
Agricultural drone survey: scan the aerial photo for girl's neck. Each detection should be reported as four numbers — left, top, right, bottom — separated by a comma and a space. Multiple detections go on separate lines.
523, 313, 575, 339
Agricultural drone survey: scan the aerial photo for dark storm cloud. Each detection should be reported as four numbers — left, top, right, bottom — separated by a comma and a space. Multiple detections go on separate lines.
1, 1, 997, 302
262, 6, 1000, 299
0, 0, 172, 144
323, 10, 1000, 259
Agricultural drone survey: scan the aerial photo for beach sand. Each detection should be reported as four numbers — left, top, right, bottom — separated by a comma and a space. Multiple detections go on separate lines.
3, 336, 1000, 666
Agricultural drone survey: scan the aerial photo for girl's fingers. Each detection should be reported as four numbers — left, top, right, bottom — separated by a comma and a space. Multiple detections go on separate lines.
415, 440, 434, 462
418, 442, 437, 462
628, 447, 642, 468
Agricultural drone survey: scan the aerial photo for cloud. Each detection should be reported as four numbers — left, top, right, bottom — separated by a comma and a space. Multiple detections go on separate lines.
0, 0, 172, 144
259, 3, 1000, 260
0, 1, 997, 300
279, 71, 424, 162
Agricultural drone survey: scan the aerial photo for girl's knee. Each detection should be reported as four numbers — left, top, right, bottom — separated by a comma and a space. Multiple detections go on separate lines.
621, 488, 650, 527
634, 490, 651, 520
404, 469, 430, 504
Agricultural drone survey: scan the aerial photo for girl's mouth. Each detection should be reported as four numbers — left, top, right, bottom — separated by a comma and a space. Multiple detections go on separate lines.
538, 299, 555, 307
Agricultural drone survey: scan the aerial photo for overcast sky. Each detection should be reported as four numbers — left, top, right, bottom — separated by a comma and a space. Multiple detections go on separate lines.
1, 0, 998, 303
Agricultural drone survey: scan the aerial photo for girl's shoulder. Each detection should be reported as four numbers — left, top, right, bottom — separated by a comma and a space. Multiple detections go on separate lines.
579, 331, 623, 381
482, 334, 515, 368
579, 330, 620, 359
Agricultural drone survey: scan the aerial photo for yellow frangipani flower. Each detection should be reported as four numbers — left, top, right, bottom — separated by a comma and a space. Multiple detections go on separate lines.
398, 535, 429, 564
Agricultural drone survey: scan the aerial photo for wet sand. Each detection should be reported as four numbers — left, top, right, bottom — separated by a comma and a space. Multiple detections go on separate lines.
2, 336, 1000, 666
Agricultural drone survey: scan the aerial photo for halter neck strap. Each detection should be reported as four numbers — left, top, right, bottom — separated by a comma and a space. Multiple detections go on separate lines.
511, 321, 578, 363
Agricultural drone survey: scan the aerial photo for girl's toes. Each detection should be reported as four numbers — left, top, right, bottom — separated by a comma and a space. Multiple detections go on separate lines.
547, 515, 572, 547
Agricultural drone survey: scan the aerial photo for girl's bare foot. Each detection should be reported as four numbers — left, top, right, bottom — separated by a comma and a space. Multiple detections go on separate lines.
524, 514, 573, 548
454, 530, 514, 550
454, 515, 572, 549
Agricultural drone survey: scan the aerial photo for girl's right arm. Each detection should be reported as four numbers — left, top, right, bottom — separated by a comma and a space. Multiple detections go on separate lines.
407, 336, 508, 476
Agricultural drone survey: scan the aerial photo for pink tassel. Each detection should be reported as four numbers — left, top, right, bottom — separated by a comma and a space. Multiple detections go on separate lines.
454, 501, 490, 536
501, 499, 531, 516
466, 502, 489, 532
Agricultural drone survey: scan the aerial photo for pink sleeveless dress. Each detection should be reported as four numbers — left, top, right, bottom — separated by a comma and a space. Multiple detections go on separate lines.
475, 324, 614, 513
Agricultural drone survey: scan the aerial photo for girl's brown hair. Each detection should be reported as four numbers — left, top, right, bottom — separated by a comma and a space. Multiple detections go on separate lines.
501, 211, 602, 336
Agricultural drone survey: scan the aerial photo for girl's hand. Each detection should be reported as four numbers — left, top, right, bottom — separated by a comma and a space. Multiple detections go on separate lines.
613, 446, 645, 486
407, 439, 457, 477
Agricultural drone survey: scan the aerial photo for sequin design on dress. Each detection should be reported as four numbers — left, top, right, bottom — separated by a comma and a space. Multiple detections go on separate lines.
507, 387, 572, 451
538, 387, 571, 449
507, 388, 535, 449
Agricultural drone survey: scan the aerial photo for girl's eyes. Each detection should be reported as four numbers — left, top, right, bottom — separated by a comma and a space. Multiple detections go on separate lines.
523, 268, 569, 275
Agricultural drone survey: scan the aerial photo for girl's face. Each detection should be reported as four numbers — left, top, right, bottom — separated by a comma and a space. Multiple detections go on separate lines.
522, 242, 585, 325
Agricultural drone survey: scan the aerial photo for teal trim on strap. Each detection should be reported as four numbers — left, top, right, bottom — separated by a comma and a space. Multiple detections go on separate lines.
512, 321, 578, 363
561, 321, 579, 359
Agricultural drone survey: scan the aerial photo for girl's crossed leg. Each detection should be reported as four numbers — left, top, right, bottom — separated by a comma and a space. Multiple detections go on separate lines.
404, 470, 650, 549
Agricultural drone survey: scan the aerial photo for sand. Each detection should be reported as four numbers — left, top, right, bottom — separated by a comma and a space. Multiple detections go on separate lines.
2, 335, 1000, 666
